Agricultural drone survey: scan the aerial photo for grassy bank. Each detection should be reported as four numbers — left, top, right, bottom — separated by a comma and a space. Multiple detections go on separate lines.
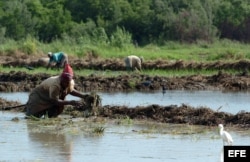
0, 38, 249, 77
1, 38, 250, 62
0, 65, 240, 77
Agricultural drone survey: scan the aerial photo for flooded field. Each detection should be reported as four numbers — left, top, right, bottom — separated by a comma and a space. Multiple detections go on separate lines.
1, 111, 250, 162
0, 90, 250, 161
1, 90, 250, 114
2, 47, 250, 161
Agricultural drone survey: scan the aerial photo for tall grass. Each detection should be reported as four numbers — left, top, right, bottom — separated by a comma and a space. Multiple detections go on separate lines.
39, 39, 250, 62
0, 31, 250, 62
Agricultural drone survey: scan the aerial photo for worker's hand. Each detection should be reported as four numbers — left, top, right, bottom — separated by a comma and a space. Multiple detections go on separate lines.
70, 100, 83, 106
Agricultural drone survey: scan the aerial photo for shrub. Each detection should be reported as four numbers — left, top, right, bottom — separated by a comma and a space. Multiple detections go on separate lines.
110, 26, 133, 48
19, 36, 38, 55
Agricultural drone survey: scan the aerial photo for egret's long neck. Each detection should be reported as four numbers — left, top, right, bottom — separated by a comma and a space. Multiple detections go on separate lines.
219, 127, 223, 135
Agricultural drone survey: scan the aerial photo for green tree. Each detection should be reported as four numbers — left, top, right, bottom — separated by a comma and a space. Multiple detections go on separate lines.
119, 0, 154, 45
0, 0, 37, 40
214, 0, 250, 41
1, 0, 250, 44
39, 0, 73, 42
172, 0, 218, 42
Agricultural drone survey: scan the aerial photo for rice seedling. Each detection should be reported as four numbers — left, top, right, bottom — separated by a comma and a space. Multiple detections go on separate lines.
92, 126, 105, 135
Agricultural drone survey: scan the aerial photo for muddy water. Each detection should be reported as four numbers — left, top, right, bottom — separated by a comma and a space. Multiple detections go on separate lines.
1, 91, 250, 161
98, 90, 250, 114
1, 90, 250, 114
1, 112, 250, 162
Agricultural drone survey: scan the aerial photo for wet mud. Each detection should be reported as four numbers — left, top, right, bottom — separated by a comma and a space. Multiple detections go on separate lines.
1, 97, 249, 127
0, 70, 250, 92
80, 70, 250, 91
1, 54, 250, 127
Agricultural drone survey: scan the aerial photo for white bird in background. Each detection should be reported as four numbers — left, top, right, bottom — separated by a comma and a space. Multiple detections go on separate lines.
218, 124, 233, 146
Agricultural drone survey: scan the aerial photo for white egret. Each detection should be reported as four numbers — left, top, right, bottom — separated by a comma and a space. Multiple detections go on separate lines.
218, 124, 233, 145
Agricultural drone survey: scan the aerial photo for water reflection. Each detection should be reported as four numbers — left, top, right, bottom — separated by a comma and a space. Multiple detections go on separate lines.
27, 123, 73, 161
0, 112, 250, 162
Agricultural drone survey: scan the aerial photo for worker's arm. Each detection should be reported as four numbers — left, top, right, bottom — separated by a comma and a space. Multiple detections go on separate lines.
51, 89, 87, 106
70, 89, 88, 98
49, 86, 82, 106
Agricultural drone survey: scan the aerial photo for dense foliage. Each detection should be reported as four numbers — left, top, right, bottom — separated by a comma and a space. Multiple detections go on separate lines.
0, 0, 250, 46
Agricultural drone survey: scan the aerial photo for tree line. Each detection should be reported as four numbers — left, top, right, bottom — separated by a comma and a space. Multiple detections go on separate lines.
0, 0, 250, 46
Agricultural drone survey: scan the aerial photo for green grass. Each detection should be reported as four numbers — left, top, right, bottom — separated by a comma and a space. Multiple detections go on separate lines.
85, 39, 250, 62
0, 38, 250, 77
1, 38, 250, 62
0, 65, 241, 77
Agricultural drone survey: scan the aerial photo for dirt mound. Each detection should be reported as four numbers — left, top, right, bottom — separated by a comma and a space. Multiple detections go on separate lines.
1, 54, 250, 71
1, 54, 250, 91
98, 104, 250, 127
1, 97, 249, 127
0, 97, 24, 112
1, 71, 250, 92
0, 71, 50, 92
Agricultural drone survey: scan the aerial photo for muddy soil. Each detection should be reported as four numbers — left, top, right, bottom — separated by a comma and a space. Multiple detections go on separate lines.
1, 97, 249, 127
0, 70, 250, 92
1, 53, 250, 92
0, 54, 250, 127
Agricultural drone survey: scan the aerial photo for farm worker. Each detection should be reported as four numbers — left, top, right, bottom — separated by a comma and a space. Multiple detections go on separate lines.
26, 63, 86, 118
47, 52, 68, 69
124, 55, 143, 71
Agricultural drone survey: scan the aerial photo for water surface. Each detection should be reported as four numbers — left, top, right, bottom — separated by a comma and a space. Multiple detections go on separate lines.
1, 90, 250, 114
1, 111, 250, 162
1, 90, 250, 161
